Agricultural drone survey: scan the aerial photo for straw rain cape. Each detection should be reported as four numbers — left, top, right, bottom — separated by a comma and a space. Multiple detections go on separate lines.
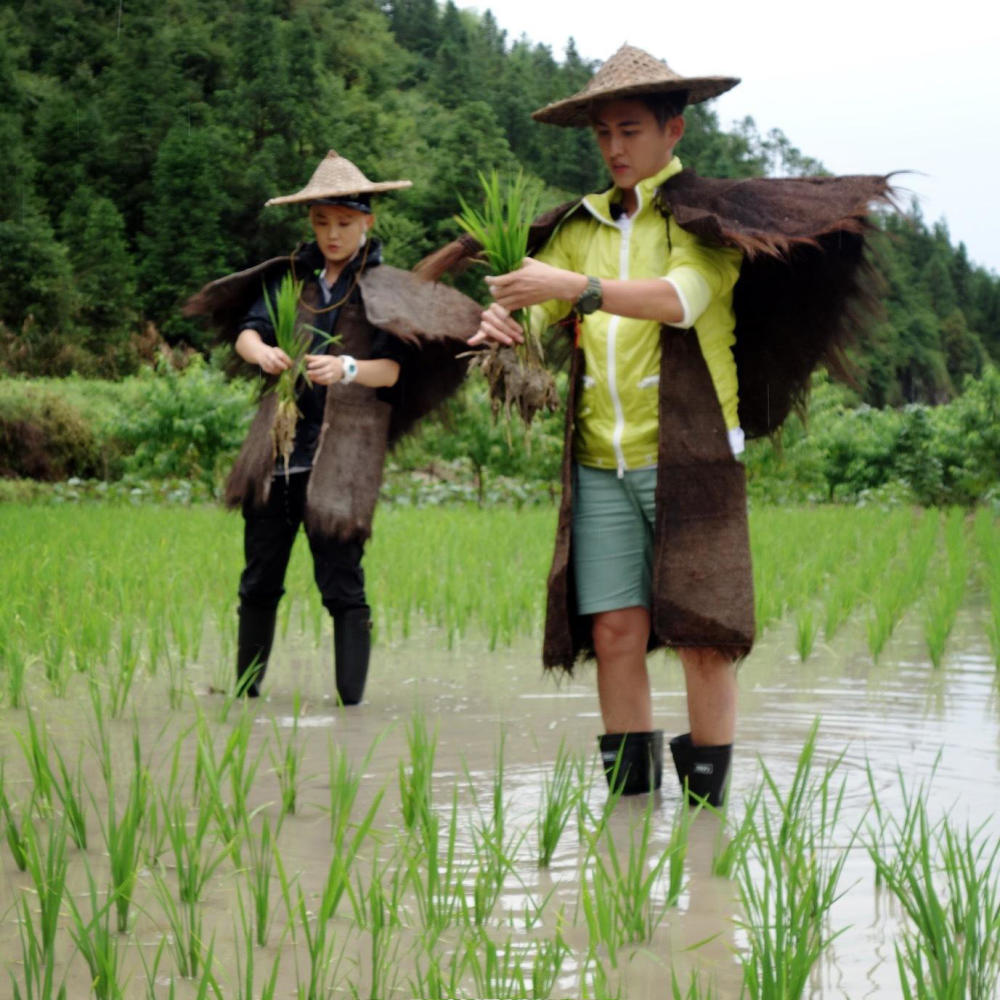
184, 251, 482, 540
416, 170, 895, 670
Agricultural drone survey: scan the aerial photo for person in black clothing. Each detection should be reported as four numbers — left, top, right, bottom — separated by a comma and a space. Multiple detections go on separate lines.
186, 151, 482, 703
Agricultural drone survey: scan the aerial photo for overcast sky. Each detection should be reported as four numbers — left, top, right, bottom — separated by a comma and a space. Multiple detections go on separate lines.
471, 0, 1000, 274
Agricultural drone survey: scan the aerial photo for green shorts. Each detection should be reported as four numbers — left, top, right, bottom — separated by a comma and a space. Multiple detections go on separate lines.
571, 463, 657, 615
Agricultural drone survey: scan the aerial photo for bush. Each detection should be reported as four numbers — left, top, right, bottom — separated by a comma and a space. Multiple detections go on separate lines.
745, 366, 1000, 507
391, 374, 565, 499
111, 355, 253, 492
0, 379, 104, 480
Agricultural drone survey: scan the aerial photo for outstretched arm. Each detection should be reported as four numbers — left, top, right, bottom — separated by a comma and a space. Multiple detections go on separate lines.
469, 257, 687, 347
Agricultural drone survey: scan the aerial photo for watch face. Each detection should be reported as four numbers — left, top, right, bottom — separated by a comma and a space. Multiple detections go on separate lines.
577, 277, 602, 314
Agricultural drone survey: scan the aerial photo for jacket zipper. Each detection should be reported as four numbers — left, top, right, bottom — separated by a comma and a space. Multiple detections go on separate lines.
608, 213, 633, 478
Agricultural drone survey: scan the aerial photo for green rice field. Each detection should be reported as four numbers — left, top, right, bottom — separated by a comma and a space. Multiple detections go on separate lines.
2, 502, 1000, 998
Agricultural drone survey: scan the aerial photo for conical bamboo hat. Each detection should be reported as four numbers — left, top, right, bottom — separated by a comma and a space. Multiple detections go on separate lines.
265, 150, 412, 206
532, 44, 739, 127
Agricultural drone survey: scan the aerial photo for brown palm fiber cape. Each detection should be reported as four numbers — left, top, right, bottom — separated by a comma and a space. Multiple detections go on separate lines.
184, 252, 482, 540
416, 170, 895, 671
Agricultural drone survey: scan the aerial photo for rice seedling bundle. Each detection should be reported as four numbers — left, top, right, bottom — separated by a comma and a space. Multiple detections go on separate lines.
456, 171, 559, 432
263, 272, 328, 476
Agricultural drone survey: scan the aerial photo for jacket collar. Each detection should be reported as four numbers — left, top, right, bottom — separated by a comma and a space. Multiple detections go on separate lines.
583, 156, 684, 226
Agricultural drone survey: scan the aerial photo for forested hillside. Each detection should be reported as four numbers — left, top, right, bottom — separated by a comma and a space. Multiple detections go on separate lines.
1, 0, 998, 405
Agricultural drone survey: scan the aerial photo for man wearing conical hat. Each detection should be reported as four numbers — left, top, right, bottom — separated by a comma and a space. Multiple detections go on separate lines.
186, 151, 482, 704
454, 44, 892, 804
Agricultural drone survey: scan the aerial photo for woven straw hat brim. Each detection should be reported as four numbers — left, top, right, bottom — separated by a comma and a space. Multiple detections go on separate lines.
531, 44, 739, 127
265, 149, 412, 206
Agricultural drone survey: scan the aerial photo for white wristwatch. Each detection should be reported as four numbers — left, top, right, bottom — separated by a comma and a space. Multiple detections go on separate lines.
340, 355, 358, 384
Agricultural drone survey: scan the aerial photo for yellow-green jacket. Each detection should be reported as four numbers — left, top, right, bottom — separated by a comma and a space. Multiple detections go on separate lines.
532, 157, 743, 473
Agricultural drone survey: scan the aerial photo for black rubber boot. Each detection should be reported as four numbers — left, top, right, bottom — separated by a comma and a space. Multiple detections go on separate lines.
333, 608, 371, 706
236, 603, 277, 698
670, 732, 732, 808
598, 731, 663, 796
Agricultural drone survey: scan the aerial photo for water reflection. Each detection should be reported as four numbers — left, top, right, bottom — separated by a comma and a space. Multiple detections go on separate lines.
3, 598, 998, 999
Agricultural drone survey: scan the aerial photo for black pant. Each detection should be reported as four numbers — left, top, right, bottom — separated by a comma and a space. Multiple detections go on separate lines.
238, 472, 367, 617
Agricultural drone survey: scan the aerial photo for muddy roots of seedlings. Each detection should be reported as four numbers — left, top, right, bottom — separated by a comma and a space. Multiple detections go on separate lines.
471, 345, 559, 434
271, 397, 301, 476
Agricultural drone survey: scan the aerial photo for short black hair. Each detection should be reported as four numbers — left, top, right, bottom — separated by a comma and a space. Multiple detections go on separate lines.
639, 91, 688, 126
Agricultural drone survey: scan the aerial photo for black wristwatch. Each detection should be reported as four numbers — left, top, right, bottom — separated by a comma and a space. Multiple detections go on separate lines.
575, 275, 603, 315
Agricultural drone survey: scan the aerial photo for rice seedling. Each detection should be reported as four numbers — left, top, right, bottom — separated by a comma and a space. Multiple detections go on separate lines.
96, 730, 150, 932
25, 817, 70, 951
712, 784, 763, 878
351, 865, 406, 1000
671, 969, 718, 999
10, 905, 68, 1000
327, 734, 382, 848
146, 618, 165, 678
144, 930, 223, 1000
194, 709, 259, 864
49, 736, 88, 850
43, 622, 70, 697
269, 694, 306, 815
288, 879, 350, 1000
15, 707, 56, 814
465, 930, 529, 999
408, 941, 468, 1000
152, 864, 208, 979
163, 638, 191, 711
399, 711, 437, 835
138, 940, 172, 1000
530, 924, 572, 999
794, 607, 819, 662
868, 782, 1000, 1000
866, 509, 939, 662
923, 508, 970, 668
350, 848, 407, 932
1, 761, 29, 871
67, 859, 128, 1000
580, 792, 678, 950
664, 795, 699, 907
736, 721, 857, 1000
232, 884, 282, 1000
10, 819, 70, 1000
137, 937, 169, 1000
264, 272, 334, 475
303, 783, 385, 945
455, 170, 558, 433
537, 738, 581, 867
822, 572, 858, 641
106, 626, 143, 718
192, 942, 225, 1000
580, 952, 623, 999
972, 508, 1000, 666
2, 633, 28, 708
407, 786, 470, 935
468, 815, 523, 928
161, 791, 229, 909
242, 811, 282, 948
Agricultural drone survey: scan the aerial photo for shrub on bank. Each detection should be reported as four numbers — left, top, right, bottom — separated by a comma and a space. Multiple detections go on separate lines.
0, 379, 105, 480
110, 356, 253, 491
745, 366, 1000, 507
6, 364, 1000, 508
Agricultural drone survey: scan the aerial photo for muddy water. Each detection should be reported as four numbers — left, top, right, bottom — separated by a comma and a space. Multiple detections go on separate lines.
1, 598, 998, 999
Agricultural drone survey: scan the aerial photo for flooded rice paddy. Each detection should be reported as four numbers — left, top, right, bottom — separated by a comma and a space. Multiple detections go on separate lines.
2, 503, 1000, 998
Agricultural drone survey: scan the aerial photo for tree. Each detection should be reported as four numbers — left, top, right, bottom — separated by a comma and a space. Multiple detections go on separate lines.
137, 122, 231, 346
61, 192, 139, 367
